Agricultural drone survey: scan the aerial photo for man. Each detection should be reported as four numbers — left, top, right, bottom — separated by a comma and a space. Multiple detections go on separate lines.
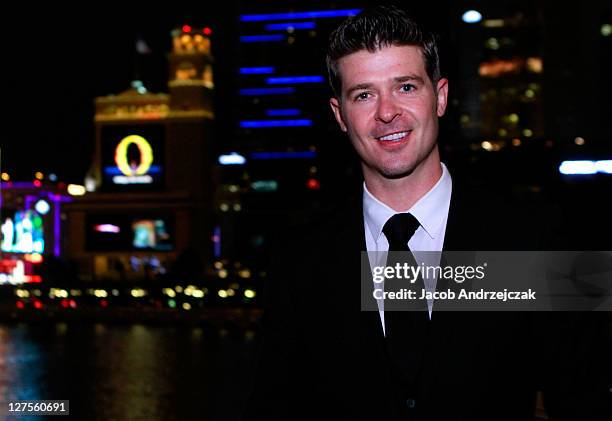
244, 6, 611, 420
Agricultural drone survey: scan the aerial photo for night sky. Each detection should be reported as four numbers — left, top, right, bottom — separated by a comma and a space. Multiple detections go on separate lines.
4, 3, 235, 183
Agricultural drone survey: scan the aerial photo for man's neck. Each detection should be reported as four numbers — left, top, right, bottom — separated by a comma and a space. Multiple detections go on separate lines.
364, 156, 443, 212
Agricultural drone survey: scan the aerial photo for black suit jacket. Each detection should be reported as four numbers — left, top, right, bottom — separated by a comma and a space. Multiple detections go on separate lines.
243, 184, 612, 420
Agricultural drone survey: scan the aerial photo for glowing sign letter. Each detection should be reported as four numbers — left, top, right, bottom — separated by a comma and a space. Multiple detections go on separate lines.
114, 135, 154, 176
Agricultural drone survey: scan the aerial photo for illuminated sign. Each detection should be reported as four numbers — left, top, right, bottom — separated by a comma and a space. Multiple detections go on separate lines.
1, 210, 44, 254
101, 125, 164, 190
113, 135, 154, 184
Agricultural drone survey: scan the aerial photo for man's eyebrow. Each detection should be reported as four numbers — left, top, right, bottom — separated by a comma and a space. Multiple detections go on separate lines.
345, 83, 373, 96
394, 75, 425, 84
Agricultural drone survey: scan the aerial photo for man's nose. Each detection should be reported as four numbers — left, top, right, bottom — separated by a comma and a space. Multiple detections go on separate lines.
375, 94, 402, 123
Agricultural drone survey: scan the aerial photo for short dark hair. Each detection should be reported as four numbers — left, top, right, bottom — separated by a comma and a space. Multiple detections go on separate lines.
326, 5, 441, 98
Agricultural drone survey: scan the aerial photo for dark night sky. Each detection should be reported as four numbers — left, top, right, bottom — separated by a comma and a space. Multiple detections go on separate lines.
4, 1, 610, 184
3, 3, 235, 183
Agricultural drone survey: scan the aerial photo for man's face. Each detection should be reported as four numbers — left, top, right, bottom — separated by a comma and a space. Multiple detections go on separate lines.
330, 45, 448, 182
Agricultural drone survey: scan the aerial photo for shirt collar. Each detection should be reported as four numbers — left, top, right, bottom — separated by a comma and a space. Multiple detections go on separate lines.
363, 163, 452, 243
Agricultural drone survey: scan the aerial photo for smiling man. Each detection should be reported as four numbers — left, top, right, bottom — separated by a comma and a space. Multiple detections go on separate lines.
243, 6, 612, 421
329, 41, 448, 212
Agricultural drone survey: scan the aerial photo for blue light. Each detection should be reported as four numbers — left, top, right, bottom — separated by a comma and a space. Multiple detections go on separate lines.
240, 119, 313, 128
239, 87, 296, 96
266, 109, 301, 117
240, 9, 362, 22
213, 226, 221, 258
250, 151, 317, 160
218, 153, 246, 165
462, 10, 482, 24
266, 75, 325, 84
103, 165, 162, 175
239, 67, 276, 75
265, 22, 317, 31
240, 34, 286, 43
558, 160, 612, 175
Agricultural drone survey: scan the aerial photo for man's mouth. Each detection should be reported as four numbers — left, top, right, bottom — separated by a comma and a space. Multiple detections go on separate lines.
375, 130, 411, 142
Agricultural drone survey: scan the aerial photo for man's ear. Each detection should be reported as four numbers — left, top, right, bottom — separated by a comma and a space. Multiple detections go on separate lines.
329, 97, 348, 132
435, 78, 449, 117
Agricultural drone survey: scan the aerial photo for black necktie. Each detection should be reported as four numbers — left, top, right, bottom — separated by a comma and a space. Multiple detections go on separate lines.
382, 213, 429, 406
382, 213, 425, 314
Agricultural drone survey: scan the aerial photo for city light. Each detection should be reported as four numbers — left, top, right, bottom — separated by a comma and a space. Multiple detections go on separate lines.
240, 119, 313, 128
94, 224, 121, 234
239, 67, 276, 75
462, 10, 482, 24
559, 160, 612, 175
25, 254, 44, 264
265, 22, 316, 31
182, 25, 192, 33
306, 178, 321, 190
35, 172, 44, 180
218, 153, 246, 165
203, 27, 212, 36
596, 160, 612, 174
67, 184, 86, 196
481, 141, 494, 151
240, 35, 285, 43
240, 9, 361, 22
244, 289, 256, 299
94, 289, 108, 298
251, 180, 278, 192
35, 199, 51, 215
1, 172, 9, 181
130, 288, 147, 298
601, 24, 612, 37
266, 76, 325, 84
266, 109, 301, 117
574, 137, 585, 146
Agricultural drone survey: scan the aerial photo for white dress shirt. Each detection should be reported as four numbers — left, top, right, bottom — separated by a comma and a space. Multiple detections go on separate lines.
363, 163, 453, 335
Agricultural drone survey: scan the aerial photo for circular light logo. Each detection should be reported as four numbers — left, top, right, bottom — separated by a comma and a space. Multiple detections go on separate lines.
114, 135, 154, 176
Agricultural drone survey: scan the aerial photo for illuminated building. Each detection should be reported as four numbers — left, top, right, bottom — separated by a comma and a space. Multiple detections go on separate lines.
64, 26, 215, 281
214, 4, 363, 268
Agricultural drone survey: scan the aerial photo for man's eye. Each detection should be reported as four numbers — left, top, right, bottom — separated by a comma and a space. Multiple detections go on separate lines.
355, 92, 370, 101
401, 84, 415, 92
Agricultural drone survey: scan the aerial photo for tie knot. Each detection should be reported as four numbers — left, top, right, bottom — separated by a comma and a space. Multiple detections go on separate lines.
382, 213, 420, 251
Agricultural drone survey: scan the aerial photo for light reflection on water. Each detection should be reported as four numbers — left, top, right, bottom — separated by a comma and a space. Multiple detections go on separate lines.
0, 322, 258, 420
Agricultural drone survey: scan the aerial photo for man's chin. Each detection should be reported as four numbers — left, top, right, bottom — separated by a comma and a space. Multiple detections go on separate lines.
379, 165, 416, 180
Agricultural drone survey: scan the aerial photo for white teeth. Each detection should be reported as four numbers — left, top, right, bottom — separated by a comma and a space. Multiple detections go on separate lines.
377, 131, 408, 141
